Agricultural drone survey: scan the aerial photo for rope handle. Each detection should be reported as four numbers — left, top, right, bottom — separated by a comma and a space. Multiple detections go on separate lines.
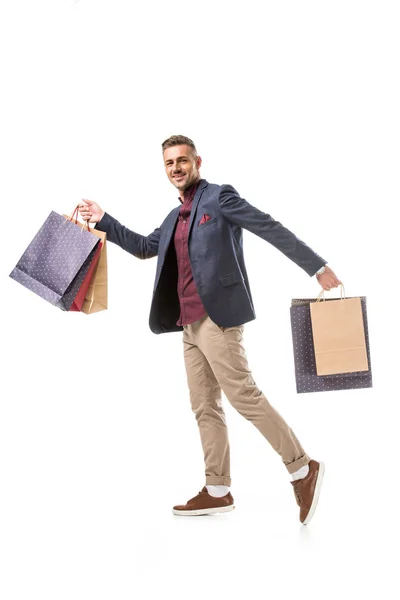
63, 204, 91, 232
316, 283, 346, 303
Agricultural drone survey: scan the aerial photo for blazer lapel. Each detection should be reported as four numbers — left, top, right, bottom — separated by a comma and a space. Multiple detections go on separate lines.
188, 179, 209, 239
162, 179, 209, 254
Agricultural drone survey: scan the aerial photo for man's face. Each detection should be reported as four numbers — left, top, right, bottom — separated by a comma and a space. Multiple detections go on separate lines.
163, 144, 202, 191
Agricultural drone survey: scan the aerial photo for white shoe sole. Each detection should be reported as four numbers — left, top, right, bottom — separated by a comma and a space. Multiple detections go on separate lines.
172, 504, 235, 516
302, 462, 325, 525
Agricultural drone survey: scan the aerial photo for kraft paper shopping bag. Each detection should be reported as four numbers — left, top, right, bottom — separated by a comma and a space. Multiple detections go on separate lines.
81, 228, 107, 314
310, 285, 369, 376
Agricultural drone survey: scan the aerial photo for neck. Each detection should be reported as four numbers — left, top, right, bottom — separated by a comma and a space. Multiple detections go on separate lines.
179, 177, 201, 202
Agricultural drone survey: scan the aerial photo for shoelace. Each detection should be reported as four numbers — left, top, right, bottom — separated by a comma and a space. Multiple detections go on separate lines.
193, 490, 206, 499
294, 487, 302, 503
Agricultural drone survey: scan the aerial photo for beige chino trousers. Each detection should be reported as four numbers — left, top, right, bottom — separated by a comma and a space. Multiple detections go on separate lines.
182, 313, 310, 486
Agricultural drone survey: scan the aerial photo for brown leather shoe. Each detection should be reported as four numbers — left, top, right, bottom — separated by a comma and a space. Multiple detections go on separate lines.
291, 460, 325, 525
172, 486, 235, 516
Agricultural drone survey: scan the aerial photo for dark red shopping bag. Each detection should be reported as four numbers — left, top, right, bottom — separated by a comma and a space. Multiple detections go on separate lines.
69, 241, 103, 311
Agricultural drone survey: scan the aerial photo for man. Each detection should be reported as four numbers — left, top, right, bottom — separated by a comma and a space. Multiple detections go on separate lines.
78, 135, 341, 525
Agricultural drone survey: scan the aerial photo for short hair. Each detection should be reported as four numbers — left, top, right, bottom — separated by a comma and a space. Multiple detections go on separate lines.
161, 135, 198, 158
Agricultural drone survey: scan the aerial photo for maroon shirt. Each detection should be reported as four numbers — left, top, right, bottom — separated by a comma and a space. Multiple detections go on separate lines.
175, 178, 208, 326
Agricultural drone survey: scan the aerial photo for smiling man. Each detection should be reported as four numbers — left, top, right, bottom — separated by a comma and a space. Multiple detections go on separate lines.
165, 144, 202, 198
78, 134, 341, 525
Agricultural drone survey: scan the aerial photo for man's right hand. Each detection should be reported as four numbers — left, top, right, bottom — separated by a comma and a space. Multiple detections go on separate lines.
78, 199, 105, 223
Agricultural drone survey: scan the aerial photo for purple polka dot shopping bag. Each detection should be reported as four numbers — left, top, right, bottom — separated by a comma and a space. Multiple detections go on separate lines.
9, 207, 103, 311
290, 284, 372, 393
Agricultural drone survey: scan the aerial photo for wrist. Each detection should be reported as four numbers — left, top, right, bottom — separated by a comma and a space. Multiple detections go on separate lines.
315, 263, 327, 276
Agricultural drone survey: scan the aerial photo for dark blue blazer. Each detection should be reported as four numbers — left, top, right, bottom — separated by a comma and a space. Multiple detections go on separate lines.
95, 178, 327, 334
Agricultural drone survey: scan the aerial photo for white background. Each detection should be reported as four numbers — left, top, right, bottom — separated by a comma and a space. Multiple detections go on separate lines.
1, 1, 399, 598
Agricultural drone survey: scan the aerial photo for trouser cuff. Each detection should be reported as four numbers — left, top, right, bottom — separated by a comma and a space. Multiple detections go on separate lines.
285, 454, 311, 475
205, 475, 232, 486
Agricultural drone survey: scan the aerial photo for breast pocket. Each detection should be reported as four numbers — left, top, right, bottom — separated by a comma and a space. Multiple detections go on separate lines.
198, 217, 217, 229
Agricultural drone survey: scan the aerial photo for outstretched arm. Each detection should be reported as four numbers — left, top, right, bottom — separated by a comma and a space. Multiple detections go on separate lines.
79, 199, 161, 259
218, 184, 328, 277
94, 212, 161, 259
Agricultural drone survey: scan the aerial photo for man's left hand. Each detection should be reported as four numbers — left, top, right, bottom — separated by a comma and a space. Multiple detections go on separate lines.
316, 265, 342, 291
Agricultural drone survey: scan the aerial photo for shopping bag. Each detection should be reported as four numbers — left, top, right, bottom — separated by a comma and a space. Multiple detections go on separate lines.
9, 207, 101, 311
290, 284, 372, 394
63, 215, 108, 314
81, 226, 107, 314
68, 241, 103, 312
310, 285, 369, 375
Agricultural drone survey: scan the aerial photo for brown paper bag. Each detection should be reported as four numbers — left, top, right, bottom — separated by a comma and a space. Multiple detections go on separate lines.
309, 284, 369, 376
63, 215, 108, 314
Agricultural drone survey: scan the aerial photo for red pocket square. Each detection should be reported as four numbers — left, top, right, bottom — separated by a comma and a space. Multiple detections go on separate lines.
199, 214, 212, 225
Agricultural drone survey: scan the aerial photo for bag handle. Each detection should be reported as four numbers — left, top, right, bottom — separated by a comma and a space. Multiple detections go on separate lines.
316, 283, 346, 303
63, 204, 92, 232
66, 205, 79, 223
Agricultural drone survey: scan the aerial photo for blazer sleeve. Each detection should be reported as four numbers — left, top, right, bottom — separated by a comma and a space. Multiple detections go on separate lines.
94, 212, 161, 259
218, 184, 327, 277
